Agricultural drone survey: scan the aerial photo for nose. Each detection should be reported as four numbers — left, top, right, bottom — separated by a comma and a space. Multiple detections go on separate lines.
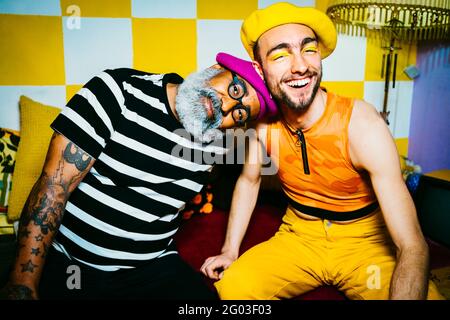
220, 97, 237, 115
291, 52, 308, 74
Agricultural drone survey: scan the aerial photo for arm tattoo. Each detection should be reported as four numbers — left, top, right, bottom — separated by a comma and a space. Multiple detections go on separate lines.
34, 234, 44, 241
20, 260, 38, 273
31, 247, 41, 256
15, 139, 93, 275
20, 173, 64, 237
64, 142, 92, 171
19, 141, 91, 236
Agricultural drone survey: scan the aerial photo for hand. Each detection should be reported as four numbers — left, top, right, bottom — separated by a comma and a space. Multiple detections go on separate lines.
1, 283, 38, 300
200, 252, 237, 280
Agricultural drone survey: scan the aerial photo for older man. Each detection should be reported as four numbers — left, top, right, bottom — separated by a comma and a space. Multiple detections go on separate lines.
4, 52, 276, 300
201, 3, 443, 300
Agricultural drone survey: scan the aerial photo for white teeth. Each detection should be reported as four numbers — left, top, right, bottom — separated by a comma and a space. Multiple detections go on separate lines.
287, 78, 310, 87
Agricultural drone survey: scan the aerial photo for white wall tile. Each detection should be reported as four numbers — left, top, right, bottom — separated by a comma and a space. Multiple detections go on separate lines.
258, 0, 315, 9
0, 86, 65, 131
63, 17, 132, 85
132, 0, 196, 18
364, 81, 413, 138
0, 0, 61, 16
390, 81, 413, 138
197, 19, 248, 70
322, 34, 366, 81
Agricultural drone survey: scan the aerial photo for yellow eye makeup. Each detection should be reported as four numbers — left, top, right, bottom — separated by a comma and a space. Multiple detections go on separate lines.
270, 51, 290, 61
302, 45, 318, 54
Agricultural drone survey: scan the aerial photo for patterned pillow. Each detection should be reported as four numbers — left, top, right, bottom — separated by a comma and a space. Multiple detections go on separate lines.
0, 127, 20, 234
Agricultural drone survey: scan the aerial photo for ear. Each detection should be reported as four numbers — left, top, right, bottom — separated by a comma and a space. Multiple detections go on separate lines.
252, 61, 265, 81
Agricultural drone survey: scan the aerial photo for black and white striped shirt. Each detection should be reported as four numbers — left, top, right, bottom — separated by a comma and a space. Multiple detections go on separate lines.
51, 68, 227, 271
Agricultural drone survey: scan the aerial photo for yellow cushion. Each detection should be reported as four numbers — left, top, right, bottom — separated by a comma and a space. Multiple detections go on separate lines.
7, 96, 61, 221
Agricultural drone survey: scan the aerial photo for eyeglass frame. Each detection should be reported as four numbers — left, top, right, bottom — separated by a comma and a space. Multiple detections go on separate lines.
227, 72, 252, 127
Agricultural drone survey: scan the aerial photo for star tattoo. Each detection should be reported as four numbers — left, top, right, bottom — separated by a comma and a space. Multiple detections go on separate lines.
20, 260, 38, 273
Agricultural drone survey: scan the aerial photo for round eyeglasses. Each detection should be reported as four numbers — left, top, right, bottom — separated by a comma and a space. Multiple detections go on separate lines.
227, 72, 252, 127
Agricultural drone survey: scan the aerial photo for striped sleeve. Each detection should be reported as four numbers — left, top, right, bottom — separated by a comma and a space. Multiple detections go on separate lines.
51, 70, 124, 159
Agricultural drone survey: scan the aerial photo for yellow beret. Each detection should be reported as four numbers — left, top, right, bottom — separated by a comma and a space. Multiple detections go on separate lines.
241, 2, 337, 60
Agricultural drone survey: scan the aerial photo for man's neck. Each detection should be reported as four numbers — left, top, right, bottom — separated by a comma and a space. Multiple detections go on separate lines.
166, 83, 180, 120
281, 89, 327, 131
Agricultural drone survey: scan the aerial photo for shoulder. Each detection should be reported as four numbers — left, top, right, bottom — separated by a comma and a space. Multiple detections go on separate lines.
349, 99, 385, 132
100, 68, 154, 82
348, 99, 396, 169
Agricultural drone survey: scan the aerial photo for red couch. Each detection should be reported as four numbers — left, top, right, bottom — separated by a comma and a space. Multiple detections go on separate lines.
176, 201, 347, 300
176, 193, 450, 300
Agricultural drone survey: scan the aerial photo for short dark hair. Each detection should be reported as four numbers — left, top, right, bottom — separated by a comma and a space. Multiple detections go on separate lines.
252, 42, 262, 65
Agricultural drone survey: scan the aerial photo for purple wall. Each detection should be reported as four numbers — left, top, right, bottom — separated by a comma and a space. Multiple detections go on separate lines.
409, 40, 450, 173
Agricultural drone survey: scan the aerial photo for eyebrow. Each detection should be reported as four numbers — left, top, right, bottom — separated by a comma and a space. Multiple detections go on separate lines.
265, 37, 318, 58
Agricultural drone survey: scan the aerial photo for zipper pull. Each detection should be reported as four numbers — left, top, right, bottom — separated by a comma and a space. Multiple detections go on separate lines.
296, 129, 310, 175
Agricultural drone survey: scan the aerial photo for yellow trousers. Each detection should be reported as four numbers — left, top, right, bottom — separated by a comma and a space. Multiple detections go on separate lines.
215, 206, 444, 300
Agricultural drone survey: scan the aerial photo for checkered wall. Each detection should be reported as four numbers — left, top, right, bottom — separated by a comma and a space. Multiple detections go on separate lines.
0, 0, 416, 156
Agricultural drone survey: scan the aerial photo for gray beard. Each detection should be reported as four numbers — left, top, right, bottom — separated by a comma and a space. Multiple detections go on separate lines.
175, 68, 223, 143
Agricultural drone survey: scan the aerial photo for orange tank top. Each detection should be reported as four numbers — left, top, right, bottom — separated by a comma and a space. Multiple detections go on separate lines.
266, 92, 377, 216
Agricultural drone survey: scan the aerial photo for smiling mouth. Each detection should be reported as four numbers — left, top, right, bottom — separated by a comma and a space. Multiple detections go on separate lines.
286, 77, 311, 89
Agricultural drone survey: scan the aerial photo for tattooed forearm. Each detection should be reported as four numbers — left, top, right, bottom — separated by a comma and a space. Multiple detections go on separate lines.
19, 142, 90, 236
9, 136, 94, 295
64, 142, 92, 171
34, 234, 44, 241
19, 174, 65, 237
19, 139, 91, 228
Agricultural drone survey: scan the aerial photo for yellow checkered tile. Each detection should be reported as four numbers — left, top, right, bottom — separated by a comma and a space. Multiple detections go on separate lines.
395, 138, 409, 158
66, 85, 83, 103
321, 81, 364, 99
132, 18, 196, 78
197, 0, 258, 19
61, 0, 131, 17
0, 14, 65, 85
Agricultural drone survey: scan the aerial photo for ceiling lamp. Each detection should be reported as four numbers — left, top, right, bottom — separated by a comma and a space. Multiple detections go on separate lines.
327, 0, 450, 124
326, 0, 450, 41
